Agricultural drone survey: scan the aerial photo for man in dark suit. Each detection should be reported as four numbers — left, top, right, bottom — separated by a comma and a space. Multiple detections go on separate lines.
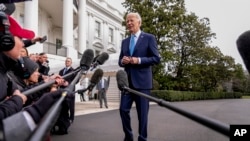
59, 57, 75, 83
118, 12, 160, 141
58, 57, 75, 119
52, 57, 75, 135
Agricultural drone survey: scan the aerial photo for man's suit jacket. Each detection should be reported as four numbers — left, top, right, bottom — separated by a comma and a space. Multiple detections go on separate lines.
118, 31, 160, 89
96, 78, 108, 91
59, 67, 74, 83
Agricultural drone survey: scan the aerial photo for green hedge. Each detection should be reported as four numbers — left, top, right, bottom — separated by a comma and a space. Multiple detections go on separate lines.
151, 90, 243, 102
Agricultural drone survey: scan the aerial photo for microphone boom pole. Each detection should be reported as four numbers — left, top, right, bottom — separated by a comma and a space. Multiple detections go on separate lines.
27, 49, 95, 141
22, 67, 81, 96
27, 69, 85, 141
123, 87, 230, 137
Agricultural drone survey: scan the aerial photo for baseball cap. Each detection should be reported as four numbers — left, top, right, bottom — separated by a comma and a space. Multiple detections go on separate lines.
8, 15, 35, 39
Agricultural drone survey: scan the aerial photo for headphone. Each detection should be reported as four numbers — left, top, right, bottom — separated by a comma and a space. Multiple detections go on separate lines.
18, 57, 31, 79
0, 11, 15, 51
12, 57, 31, 79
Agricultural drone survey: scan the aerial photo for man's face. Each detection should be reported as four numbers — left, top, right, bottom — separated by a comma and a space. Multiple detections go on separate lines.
4, 36, 24, 60
65, 58, 72, 67
126, 14, 141, 34
20, 48, 28, 57
39, 54, 48, 63
28, 68, 40, 83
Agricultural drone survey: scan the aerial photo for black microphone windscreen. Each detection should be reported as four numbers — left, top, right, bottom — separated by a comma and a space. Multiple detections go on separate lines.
97, 52, 109, 65
80, 49, 94, 71
90, 68, 103, 84
116, 70, 129, 91
237, 30, 250, 73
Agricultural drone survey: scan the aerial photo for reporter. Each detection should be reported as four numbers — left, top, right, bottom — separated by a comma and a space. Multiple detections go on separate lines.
37, 52, 50, 77
9, 56, 68, 106
0, 11, 34, 119
24, 90, 63, 124
3, 90, 64, 141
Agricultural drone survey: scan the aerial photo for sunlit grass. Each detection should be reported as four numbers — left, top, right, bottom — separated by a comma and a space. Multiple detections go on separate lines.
242, 96, 250, 99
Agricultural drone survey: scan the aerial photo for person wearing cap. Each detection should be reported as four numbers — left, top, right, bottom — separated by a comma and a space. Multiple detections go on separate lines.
0, 11, 35, 119
0, 11, 67, 141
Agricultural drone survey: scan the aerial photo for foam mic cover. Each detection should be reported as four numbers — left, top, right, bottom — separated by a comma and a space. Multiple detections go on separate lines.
116, 70, 129, 91
90, 68, 104, 84
236, 30, 250, 73
0, 3, 16, 15
80, 49, 94, 71
96, 52, 109, 65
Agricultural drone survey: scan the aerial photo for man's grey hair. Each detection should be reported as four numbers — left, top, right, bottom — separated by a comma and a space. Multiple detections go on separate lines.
128, 12, 142, 24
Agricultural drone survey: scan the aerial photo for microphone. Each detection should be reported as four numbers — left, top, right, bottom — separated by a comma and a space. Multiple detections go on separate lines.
80, 49, 94, 71
76, 68, 103, 93
116, 70, 129, 91
90, 52, 109, 71
236, 30, 250, 73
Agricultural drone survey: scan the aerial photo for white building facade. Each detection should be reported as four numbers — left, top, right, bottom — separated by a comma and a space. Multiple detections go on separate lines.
13, 0, 125, 73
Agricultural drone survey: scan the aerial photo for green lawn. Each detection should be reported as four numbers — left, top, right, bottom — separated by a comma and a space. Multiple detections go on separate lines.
242, 96, 250, 99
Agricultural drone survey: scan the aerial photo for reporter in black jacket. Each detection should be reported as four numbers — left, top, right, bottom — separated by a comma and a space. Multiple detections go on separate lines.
0, 12, 36, 119
0, 13, 69, 141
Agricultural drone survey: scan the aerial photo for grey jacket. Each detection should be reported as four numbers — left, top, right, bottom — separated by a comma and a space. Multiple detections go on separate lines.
96, 78, 108, 91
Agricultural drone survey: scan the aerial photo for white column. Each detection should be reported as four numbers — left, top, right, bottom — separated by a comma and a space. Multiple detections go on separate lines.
103, 21, 108, 51
115, 27, 120, 53
78, 0, 87, 54
63, 0, 77, 59
88, 12, 94, 54
24, 0, 42, 53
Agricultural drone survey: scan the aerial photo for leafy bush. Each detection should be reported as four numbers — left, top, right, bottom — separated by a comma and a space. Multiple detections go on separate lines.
151, 90, 243, 102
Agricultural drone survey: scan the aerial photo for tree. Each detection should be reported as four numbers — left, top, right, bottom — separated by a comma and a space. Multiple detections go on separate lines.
122, 0, 246, 92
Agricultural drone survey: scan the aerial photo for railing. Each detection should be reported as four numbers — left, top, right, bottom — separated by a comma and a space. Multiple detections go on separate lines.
43, 42, 67, 57
43, 42, 83, 59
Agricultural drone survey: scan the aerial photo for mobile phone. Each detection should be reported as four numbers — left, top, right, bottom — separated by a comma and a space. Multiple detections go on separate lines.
40, 35, 47, 43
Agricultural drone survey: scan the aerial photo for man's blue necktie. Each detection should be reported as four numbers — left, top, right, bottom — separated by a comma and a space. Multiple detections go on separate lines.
63, 67, 68, 75
129, 35, 135, 55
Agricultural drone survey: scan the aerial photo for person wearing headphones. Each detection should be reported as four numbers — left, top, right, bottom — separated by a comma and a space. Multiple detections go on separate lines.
0, 11, 66, 141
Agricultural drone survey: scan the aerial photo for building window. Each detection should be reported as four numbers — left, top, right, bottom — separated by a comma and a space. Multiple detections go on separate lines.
56, 39, 62, 49
95, 21, 101, 38
108, 28, 114, 43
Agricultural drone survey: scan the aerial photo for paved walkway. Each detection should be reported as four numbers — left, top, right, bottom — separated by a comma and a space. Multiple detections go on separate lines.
74, 100, 121, 116
52, 99, 250, 141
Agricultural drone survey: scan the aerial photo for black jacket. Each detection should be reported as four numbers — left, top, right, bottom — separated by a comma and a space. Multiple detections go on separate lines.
37, 61, 50, 76
0, 52, 23, 119
59, 67, 75, 84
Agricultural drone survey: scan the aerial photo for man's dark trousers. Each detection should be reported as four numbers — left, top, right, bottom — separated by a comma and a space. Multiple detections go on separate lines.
120, 89, 150, 141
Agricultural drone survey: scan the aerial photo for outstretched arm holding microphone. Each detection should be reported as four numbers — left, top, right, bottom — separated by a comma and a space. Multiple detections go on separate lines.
1, 49, 95, 141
